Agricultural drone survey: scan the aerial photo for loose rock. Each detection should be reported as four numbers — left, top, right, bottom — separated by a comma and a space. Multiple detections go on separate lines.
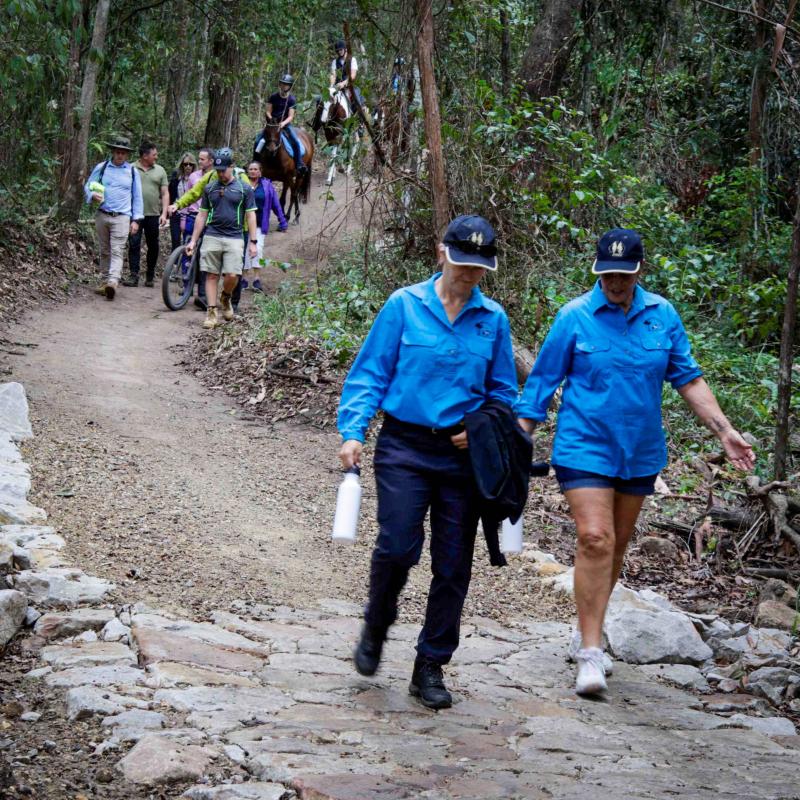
116, 735, 215, 787
754, 600, 798, 632
0, 588, 27, 647
33, 607, 116, 640
638, 536, 681, 561
604, 606, 714, 665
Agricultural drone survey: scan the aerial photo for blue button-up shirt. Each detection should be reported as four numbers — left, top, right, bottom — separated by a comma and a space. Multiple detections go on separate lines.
515, 281, 702, 478
84, 160, 144, 220
338, 273, 518, 442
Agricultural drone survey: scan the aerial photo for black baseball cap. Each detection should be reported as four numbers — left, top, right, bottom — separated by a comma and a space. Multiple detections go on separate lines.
592, 228, 644, 274
442, 214, 498, 271
213, 153, 233, 170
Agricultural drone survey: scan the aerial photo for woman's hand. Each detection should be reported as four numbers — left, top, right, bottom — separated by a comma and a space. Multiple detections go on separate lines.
517, 418, 536, 435
450, 430, 468, 450
719, 429, 756, 472
339, 439, 363, 469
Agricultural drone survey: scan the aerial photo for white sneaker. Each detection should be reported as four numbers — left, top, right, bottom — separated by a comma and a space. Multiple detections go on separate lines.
568, 628, 613, 675
575, 647, 608, 696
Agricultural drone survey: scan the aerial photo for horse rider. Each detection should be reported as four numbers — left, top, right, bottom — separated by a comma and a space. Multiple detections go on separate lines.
330, 39, 367, 118
257, 74, 308, 177
391, 56, 406, 95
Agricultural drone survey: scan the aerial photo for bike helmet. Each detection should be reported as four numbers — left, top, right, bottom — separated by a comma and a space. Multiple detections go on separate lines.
334, 39, 346, 51
279, 73, 294, 86
213, 146, 234, 168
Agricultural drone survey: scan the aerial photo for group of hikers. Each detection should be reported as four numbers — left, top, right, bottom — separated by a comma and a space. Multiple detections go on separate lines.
84, 40, 382, 327
82, 46, 757, 706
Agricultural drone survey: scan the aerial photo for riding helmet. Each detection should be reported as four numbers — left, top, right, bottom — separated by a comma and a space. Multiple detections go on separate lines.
334, 39, 346, 51
279, 73, 294, 86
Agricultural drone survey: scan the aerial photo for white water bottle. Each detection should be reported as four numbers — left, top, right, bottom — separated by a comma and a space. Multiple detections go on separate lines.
332, 466, 362, 543
501, 515, 523, 554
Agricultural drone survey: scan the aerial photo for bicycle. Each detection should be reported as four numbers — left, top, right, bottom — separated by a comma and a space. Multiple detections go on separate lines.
161, 240, 199, 310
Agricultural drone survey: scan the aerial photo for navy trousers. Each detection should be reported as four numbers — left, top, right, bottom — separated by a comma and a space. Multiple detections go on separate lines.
365, 417, 479, 665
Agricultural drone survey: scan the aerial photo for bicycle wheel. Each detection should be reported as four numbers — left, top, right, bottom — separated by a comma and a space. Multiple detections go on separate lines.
162, 244, 196, 310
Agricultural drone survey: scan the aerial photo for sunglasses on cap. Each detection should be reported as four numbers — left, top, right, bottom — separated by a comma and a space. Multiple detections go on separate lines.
450, 240, 498, 258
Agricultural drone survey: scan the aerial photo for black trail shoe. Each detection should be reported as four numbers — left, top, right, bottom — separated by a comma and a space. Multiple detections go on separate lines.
409, 658, 452, 709
354, 625, 386, 676
122, 277, 138, 287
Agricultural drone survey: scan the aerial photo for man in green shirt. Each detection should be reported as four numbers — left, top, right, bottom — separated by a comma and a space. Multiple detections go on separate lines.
125, 140, 168, 287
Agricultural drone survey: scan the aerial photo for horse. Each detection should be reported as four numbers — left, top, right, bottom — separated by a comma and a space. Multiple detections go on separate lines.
311, 90, 359, 186
372, 93, 411, 165
254, 122, 314, 224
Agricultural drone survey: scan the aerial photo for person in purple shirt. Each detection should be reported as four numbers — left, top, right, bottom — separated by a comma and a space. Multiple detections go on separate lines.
516, 228, 755, 697
256, 74, 307, 176
241, 161, 288, 292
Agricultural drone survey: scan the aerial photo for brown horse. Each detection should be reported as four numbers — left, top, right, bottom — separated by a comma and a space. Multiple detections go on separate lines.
373, 94, 411, 165
311, 90, 357, 186
255, 123, 313, 224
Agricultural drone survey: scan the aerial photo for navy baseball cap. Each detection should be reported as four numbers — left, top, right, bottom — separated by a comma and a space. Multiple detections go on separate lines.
592, 228, 644, 274
213, 153, 233, 170
442, 214, 498, 271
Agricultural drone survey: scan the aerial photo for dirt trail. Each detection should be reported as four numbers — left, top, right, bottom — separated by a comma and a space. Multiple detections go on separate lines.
6, 170, 568, 626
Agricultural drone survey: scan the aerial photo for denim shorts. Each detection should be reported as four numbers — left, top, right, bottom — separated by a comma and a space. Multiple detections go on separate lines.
553, 464, 658, 496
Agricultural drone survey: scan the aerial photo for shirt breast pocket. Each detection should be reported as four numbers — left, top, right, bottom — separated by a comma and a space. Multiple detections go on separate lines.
573, 338, 611, 383
640, 334, 672, 375
574, 339, 611, 356
466, 336, 493, 361
400, 330, 439, 374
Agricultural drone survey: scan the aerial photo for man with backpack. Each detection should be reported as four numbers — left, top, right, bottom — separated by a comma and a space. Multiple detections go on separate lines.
184, 148, 258, 329
84, 135, 144, 300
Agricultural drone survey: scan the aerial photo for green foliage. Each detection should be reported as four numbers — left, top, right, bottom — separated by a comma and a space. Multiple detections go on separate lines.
253, 245, 427, 365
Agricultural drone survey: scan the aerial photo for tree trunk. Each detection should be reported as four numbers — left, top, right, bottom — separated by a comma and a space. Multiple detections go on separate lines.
500, 7, 511, 96
193, 15, 211, 132
204, 9, 242, 148
57, 8, 84, 200
749, 0, 773, 166
519, 0, 581, 100
774, 182, 800, 479
416, 0, 449, 242
58, 0, 111, 220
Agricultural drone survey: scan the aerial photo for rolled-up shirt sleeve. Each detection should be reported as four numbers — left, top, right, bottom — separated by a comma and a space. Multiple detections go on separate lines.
514, 310, 575, 421
665, 303, 703, 389
337, 294, 403, 442
131, 169, 144, 221
486, 312, 518, 407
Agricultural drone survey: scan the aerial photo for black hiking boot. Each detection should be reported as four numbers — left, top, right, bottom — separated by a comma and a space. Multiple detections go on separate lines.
409, 657, 452, 709
122, 277, 138, 287
194, 296, 207, 311
354, 624, 386, 676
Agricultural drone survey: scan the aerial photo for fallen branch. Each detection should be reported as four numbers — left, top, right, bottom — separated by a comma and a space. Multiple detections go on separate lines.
742, 567, 800, 579
265, 366, 334, 385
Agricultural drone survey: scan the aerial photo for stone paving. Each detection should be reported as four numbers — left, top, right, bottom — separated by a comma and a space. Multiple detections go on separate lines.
20, 599, 800, 799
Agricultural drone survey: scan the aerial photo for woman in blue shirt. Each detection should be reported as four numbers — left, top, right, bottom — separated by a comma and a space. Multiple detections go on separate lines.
338, 215, 517, 710
516, 228, 754, 697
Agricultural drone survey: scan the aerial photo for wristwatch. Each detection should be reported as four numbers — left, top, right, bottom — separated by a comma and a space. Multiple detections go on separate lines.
249, 239, 258, 243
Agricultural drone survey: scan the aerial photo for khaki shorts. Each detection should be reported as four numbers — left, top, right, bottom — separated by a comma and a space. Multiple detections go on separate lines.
200, 235, 244, 276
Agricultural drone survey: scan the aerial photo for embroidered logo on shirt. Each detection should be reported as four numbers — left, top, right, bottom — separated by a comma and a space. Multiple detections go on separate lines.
642, 318, 663, 331
475, 322, 493, 338
610, 240, 625, 257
